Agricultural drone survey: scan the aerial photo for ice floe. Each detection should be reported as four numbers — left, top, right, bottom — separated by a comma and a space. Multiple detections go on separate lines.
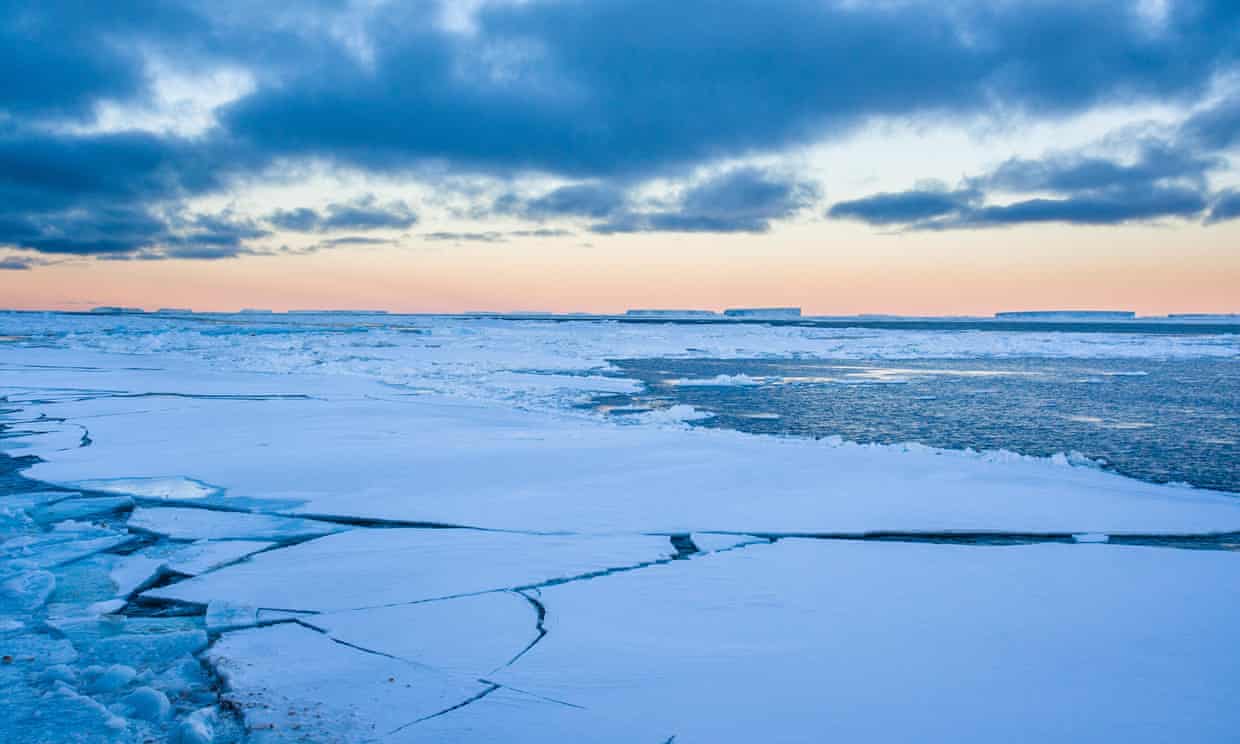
207, 622, 494, 741
484, 540, 1240, 743
126, 507, 347, 542
144, 529, 676, 612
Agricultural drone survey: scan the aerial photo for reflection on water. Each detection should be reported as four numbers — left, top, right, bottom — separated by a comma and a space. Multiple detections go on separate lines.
592, 357, 1240, 493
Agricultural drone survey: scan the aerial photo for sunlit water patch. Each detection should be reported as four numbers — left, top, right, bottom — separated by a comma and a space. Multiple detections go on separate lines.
592, 357, 1240, 492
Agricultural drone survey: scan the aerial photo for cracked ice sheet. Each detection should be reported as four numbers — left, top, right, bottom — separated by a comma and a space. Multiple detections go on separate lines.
304, 592, 539, 677
471, 540, 1240, 744
21, 387, 1240, 535
207, 622, 494, 742
144, 529, 675, 612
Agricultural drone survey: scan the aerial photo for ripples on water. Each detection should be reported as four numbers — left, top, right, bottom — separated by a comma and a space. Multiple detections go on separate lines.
592, 357, 1240, 493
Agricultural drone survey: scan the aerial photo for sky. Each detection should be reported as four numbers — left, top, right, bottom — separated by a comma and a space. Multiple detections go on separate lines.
1, 0, 1238, 315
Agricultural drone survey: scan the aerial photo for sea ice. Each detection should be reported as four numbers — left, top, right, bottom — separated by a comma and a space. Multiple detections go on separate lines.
207, 622, 494, 740
20, 378, 1240, 536
304, 591, 540, 676
145, 529, 675, 612
126, 506, 346, 542
32, 495, 133, 524
159, 539, 273, 575
484, 540, 1240, 743
109, 554, 166, 597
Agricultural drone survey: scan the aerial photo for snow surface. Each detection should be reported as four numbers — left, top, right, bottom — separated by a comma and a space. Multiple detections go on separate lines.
144, 529, 676, 612
2, 312, 1239, 742
483, 540, 1240, 743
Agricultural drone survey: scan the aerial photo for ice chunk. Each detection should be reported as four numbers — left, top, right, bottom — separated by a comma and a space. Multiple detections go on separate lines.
204, 601, 260, 633
207, 623, 493, 739
70, 477, 219, 501
170, 706, 217, 744
1, 570, 56, 611
33, 495, 133, 524
161, 539, 273, 576
90, 629, 208, 668
120, 686, 171, 722
1, 531, 136, 570
145, 530, 675, 612
87, 599, 126, 616
0, 490, 79, 513
109, 555, 166, 598
86, 664, 137, 693
126, 507, 345, 542
305, 592, 539, 675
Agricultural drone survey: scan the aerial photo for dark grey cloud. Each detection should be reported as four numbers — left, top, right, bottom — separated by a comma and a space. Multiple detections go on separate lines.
265, 196, 417, 233
1207, 189, 1240, 224
950, 186, 1209, 228
828, 188, 977, 226
828, 95, 1240, 230
2, 0, 1240, 258
1182, 96, 1240, 150
594, 168, 816, 233
520, 184, 628, 220
222, 0, 1240, 177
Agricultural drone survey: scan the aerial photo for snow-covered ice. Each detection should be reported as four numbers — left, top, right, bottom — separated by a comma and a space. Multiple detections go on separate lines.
2, 312, 1239, 741
485, 540, 1240, 743
207, 622, 494, 740
144, 529, 676, 612
126, 506, 347, 542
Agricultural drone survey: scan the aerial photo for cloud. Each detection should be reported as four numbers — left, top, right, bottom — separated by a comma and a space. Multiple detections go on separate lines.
828, 187, 976, 226
221, 0, 1240, 177
517, 184, 628, 220
1206, 189, 1240, 224
265, 196, 417, 232
0, 255, 47, 270
593, 168, 817, 233
509, 228, 574, 238
420, 228, 574, 243
422, 231, 506, 243
2, 0, 1240, 257
827, 98, 1239, 230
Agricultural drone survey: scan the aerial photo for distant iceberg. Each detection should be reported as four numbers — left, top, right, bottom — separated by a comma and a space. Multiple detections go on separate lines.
994, 310, 1135, 320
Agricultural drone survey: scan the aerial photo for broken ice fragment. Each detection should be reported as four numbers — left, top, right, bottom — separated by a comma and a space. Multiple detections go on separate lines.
126, 506, 345, 542
1, 570, 56, 611
306, 592, 540, 675
32, 496, 133, 525
120, 686, 171, 722
70, 477, 219, 501
208, 623, 492, 738
109, 554, 166, 598
86, 664, 137, 693
205, 601, 260, 633
160, 539, 273, 576
145, 529, 675, 612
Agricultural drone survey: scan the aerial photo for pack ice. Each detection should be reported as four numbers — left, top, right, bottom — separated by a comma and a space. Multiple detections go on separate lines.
1, 312, 1238, 742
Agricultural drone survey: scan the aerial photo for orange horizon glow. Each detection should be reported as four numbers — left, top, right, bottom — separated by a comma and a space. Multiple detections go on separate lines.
4, 221, 1239, 317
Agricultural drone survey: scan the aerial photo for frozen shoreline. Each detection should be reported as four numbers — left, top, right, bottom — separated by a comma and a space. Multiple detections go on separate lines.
2, 314, 1239, 742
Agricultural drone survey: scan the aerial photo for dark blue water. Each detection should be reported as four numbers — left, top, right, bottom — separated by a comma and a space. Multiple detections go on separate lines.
592, 357, 1240, 493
